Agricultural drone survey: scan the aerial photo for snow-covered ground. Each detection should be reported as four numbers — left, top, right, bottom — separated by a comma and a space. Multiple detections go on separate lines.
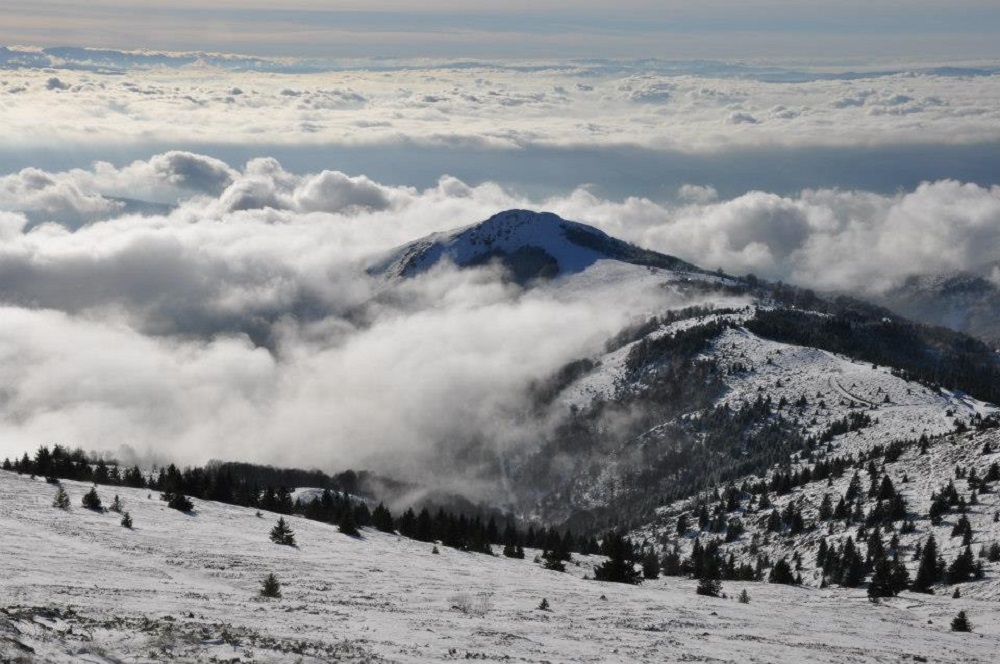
708, 325, 997, 451
3, 470, 999, 663
636, 425, 1000, 600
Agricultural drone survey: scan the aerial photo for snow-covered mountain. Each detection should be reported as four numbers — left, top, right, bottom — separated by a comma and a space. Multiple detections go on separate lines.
4, 208, 1000, 662
369, 209, 700, 283
362, 209, 1000, 532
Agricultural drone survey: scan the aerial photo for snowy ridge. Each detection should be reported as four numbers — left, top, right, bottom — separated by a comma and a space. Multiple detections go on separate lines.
3, 470, 1000, 663
557, 307, 752, 410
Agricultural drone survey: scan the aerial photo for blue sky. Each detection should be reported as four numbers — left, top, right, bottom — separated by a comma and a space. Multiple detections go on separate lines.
3, 1, 1000, 59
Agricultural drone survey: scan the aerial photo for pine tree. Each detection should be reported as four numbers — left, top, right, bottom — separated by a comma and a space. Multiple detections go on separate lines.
121, 511, 133, 529
642, 550, 660, 580
338, 508, 360, 537
110, 495, 124, 513
947, 546, 975, 584
538, 598, 550, 611
840, 539, 865, 588
542, 548, 566, 572
696, 577, 721, 597
912, 534, 939, 593
868, 558, 895, 599
260, 573, 282, 598
53, 486, 70, 509
889, 554, 910, 594
269, 517, 296, 546
738, 589, 750, 604
768, 558, 797, 585
950, 610, 971, 632
593, 532, 641, 584
81, 486, 102, 511
371, 502, 395, 533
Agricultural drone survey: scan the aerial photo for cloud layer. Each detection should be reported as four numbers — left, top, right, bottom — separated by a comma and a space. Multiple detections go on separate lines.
2, 62, 1000, 155
0, 153, 998, 481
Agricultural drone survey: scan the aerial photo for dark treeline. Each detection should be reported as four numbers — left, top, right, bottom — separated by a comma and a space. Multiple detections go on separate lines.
2, 444, 600, 557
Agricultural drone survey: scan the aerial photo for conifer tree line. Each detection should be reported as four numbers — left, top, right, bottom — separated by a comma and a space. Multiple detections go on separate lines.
6, 444, 601, 557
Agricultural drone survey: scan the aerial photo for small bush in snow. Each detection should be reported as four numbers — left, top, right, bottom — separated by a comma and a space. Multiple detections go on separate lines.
738, 589, 750, 604
696, 577, 722, 597
450, 592, 493, 617
538, 598, 550, 611
121, 511, 133, 529
163, 492, 194, 513
53, 486, 70, 509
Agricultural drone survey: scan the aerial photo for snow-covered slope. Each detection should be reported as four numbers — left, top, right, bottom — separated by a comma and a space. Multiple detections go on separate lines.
369, 209, 701, 283
707, 324, 996, 453
632, 426, 1000, 596
3, 470, 1000, 663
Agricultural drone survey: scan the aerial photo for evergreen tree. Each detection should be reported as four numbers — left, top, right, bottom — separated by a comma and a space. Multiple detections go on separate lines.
642, 550, 660, 580
52, 485, 70, 509
260, 572, 282, 598
339, 508, 360, 537
269, 517, 296, 546
81, 486, 102, 510
818, 494, 833, 521
371, 502, 395, 533
950, 610, 972, 632
660, 547, 684, 576
947, 546, 975, 584
110, 495, 123, 513
868, 558, 896, 599
768, 558, 797, 585
840, 538, 866, 588
912, 534, 939, 593
738, 589, 750, 604
696, 576, 722, 597
542, 548, 566, 572
121, 511, 133, 529
165, 492, 194, 512
889, 553, 910, 594
593, 532, 641, 585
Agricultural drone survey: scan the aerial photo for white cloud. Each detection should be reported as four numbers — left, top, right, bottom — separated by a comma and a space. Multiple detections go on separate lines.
677, 184, 718, 204
0, 153, 998, 479
1, 64, 999, 153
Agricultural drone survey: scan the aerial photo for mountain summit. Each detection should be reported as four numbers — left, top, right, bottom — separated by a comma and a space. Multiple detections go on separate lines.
370, 209, 700, 283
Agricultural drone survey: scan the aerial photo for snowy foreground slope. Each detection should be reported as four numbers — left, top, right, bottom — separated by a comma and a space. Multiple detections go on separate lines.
3, 472, 1000, 663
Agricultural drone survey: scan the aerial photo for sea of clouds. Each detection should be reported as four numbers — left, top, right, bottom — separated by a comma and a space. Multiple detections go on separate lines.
1, 55, 998, 479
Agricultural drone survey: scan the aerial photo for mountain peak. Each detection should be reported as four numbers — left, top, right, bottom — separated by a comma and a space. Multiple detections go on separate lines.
370, 209, 700, 283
